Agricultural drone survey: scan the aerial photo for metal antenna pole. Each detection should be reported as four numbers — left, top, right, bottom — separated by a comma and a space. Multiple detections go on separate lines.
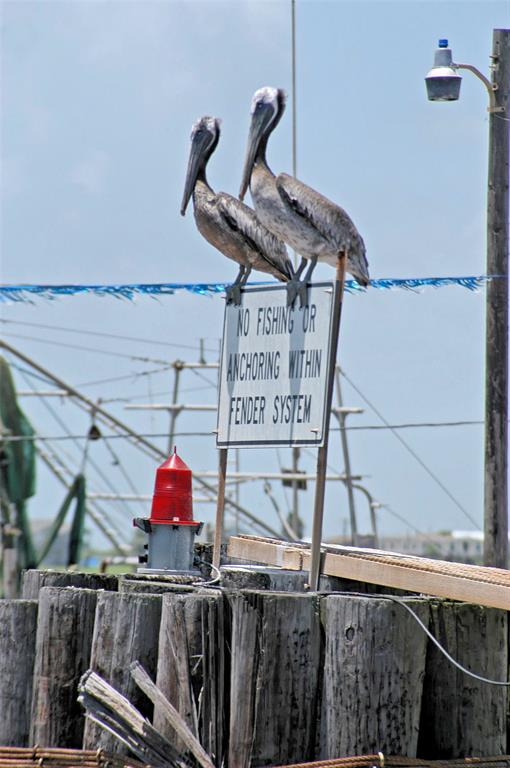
291, 0, 297, 180
168, 361, 182, 453
199, 338, 206, 365
290, 0, 299, 270
334, 367, 358, 545
290, 0, 302, 532
484, 29, 509, 568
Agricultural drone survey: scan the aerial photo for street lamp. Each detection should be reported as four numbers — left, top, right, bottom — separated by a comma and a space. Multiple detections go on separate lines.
425, 39, 462, 101
425, 32, 510, 568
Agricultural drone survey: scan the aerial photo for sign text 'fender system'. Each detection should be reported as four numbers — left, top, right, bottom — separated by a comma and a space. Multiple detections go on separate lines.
217, 283, 336, 448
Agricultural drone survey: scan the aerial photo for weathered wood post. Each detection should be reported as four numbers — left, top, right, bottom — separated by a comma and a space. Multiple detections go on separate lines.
82, 591, 163, 752
30, 587, 98, 747
22, 568, 118, 599
119, 573, 197, 595
0, 600, 38, 746
154, 591, 226, 767
418, 600, 508, 756
319, 595, 429, 757
229, 590, 321, 767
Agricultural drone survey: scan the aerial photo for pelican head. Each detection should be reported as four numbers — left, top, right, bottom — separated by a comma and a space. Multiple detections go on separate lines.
181, 116, 221, 216
239, 86, 286, 201
350, 232, 370, 287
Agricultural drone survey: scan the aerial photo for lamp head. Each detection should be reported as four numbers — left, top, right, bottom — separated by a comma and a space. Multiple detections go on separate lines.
425, 39, 462, 102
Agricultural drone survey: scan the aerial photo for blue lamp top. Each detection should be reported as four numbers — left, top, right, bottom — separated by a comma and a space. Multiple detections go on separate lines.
438, 39, 449, 48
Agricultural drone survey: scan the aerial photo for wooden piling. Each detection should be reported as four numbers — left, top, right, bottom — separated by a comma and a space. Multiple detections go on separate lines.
0, 600, 38, 746
119, 574, 197, 595
228, 590, 321, 767
154, 591, 225, 767
319, 595, 429, 758
418, 600, 508, 757
30, 587, 98, 747
22, 569, 118, 599
220, 565, 409, 594
82, 592, 163, 752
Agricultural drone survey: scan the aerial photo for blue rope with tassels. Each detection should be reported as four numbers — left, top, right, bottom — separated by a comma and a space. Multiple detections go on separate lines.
0, 275, 501, 303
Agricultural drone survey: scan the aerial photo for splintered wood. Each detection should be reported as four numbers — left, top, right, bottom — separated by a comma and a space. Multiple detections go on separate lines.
227, 534, 510, 609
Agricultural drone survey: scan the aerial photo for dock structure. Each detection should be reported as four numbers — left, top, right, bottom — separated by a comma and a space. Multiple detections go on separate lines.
0, 546, 508, 763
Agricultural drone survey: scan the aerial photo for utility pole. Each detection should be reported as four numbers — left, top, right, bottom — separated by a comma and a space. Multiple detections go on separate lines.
484, 29, 509, 568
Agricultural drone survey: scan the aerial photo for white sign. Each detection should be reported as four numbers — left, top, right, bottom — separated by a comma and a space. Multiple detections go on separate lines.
216, 283, 336, 448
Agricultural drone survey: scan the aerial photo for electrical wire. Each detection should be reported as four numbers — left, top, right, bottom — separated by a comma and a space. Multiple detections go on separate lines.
3, 347, 483, 537
2, 331, 170, 365
378, 504, 424, 535
100, 383, 216, 404
342, 420, 485, 430
77, 366, 173, 388
0, 418, 489, 442
7, 362, 56, 386
340, 369, 479, 528
0, 318, 219, 353
18, 369, 146, 515
188, 366, 218, 389
301, 449, 458, 542
9, 341, 216, 391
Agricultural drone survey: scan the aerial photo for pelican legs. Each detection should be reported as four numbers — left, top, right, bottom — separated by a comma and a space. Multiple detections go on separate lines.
286, 256, 318, 308
226, 265, 252, 305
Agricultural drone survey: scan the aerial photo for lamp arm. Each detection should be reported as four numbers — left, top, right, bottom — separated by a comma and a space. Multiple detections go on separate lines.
453, 62, 497, 109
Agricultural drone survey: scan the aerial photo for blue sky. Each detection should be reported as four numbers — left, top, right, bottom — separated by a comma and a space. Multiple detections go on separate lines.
1, 1, 508, 549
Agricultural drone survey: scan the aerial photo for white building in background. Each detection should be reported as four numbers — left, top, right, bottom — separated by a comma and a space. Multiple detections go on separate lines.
328, 530, 486, 564
377, 530, 484, 563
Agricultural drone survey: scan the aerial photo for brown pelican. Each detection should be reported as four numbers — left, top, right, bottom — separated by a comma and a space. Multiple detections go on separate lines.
181, 116, 293, 304
239, 87, 370, 305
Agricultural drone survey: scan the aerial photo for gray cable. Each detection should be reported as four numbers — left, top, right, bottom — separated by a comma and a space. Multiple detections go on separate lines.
384, 595, 510, 687
0, 317, 218, 353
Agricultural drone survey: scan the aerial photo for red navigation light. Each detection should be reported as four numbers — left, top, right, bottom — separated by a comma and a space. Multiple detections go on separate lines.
150, 447, 195, 525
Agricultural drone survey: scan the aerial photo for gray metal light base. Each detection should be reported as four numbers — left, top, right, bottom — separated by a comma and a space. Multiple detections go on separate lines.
134, 516, 203, 572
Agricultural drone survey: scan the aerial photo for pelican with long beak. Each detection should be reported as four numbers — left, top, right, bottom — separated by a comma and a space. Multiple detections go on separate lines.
239, 87, 370, 305
181, 116, 293, 304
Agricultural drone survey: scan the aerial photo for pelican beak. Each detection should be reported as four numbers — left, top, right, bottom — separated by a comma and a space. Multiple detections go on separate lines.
180, 130, 211, 216
239, 103, 274, 201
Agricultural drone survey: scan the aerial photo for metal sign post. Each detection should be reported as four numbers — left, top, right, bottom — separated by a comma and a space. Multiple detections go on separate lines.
309, 253, 347, 591
212, 447, 227, 570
